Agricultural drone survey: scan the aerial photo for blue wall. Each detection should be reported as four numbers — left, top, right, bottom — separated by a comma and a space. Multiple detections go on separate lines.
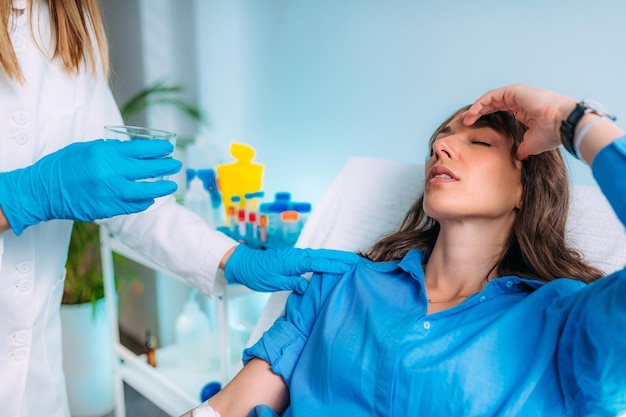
195, 0, 626, 206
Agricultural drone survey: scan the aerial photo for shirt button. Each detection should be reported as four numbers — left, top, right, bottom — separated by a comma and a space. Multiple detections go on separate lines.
16, 261, 32, 274
11, 33, 25, 49
423, 321, 431, 330
13, 331, 29, 345
13, 131, 29, 145
12, 111, 29, 125
15, 16, 27, 28
506, 281, 513, 288
12, 348, 27, 361
16, 279, 32, 292
479, 296, 487, 302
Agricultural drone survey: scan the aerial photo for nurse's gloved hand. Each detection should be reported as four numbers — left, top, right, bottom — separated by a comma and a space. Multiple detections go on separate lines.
0, 139, 181, 235
224, 245, 361, 294
247, 405, 279, 417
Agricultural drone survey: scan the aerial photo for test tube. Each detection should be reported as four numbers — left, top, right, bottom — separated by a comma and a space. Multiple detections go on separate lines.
227, 206, 237, 234
244, 191, 263, 229
281, 210, 300, 244
247, 212, 258, 239
229, 195, 242, 234
259, 214, 268, 243
237, 208, 246, 237
269, 202, 289, 240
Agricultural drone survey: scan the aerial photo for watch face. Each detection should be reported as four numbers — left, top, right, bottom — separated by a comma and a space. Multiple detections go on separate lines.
582, 99, 617, 120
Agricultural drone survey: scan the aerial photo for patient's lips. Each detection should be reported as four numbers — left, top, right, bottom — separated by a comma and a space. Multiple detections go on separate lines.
427, 165, 458, 184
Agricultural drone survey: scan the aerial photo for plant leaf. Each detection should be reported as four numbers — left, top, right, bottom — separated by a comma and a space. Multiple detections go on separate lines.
119, 79, 208, 125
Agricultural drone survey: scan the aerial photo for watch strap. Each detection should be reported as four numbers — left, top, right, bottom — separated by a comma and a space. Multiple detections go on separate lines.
560, 102, 586, 158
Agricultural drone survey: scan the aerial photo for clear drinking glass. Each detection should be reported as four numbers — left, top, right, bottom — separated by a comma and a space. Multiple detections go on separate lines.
104, 125, 177, 181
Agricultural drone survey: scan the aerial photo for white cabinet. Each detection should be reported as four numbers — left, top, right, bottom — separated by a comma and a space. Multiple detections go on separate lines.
100, 228, 253, 417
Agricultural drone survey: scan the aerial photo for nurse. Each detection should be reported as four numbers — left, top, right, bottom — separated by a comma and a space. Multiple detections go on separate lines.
0, 1, 357, 416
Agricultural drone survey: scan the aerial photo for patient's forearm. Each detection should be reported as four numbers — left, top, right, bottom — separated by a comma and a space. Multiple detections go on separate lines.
209, 357, 289, 417
0, 207, 10, 233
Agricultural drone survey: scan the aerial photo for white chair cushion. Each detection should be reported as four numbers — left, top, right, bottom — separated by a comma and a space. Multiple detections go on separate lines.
567, 185, 626, 274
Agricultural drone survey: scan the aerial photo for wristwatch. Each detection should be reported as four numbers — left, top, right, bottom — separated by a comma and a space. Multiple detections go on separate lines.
560, 99, 617, 157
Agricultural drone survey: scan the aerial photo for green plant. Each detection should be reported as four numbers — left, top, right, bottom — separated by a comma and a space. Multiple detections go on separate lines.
63, 221, 104, 305
120, 79, 209, 129
63, 80, 208, 306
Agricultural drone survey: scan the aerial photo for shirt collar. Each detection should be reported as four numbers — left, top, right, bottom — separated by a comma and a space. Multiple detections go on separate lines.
363, 248, 428, 280
397, 248, 428, 280
366, 248, 549, 295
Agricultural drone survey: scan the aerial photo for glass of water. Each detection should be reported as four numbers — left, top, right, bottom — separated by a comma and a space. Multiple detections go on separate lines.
104, 125, 177, 181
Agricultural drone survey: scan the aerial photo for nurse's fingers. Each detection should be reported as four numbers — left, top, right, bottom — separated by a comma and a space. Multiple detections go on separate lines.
110, 138, 176, 159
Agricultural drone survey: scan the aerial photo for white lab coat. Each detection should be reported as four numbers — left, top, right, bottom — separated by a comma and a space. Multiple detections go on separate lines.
0, 2, 236, 416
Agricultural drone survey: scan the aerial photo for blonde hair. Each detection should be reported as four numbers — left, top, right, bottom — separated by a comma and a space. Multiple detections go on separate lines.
0, 0, 108, 83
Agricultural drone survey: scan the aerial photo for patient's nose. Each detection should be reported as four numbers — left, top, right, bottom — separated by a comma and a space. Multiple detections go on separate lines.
432, 137, 456, 160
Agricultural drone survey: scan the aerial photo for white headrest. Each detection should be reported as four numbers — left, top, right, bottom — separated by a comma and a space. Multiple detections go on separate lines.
567, 185, 626, 274
296, 157, 424, 253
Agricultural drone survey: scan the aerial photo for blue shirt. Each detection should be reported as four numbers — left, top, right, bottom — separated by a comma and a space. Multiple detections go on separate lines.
244, 137, 626, 417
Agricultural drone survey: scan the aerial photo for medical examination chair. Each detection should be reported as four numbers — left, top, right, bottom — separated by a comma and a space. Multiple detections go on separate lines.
246, 156, 626, 352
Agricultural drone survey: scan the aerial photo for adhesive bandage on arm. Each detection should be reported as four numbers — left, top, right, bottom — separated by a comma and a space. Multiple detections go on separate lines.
574, 116, 608, 159
179, 402, 221, 417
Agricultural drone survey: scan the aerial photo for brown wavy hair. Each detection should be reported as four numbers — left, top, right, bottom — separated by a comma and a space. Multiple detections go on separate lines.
0, 0, 108, 83
363, 106, 603, 283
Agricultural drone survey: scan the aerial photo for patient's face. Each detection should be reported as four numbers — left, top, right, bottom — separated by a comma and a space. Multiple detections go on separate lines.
423, 115, 523, 227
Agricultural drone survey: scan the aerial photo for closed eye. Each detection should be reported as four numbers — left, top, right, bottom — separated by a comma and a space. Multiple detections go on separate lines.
471, 141, 491, 146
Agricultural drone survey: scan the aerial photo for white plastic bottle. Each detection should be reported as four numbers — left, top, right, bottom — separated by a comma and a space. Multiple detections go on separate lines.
175, 289, 215, 372
184, 175, 215, 228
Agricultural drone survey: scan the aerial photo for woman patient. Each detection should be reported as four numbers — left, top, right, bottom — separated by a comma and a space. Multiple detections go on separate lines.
182, 84, 626, 416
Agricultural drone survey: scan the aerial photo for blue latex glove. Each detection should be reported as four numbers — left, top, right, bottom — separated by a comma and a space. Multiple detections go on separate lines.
0, 139, 181, 235
247, 405, 280, 417
224, 244, 361, 294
